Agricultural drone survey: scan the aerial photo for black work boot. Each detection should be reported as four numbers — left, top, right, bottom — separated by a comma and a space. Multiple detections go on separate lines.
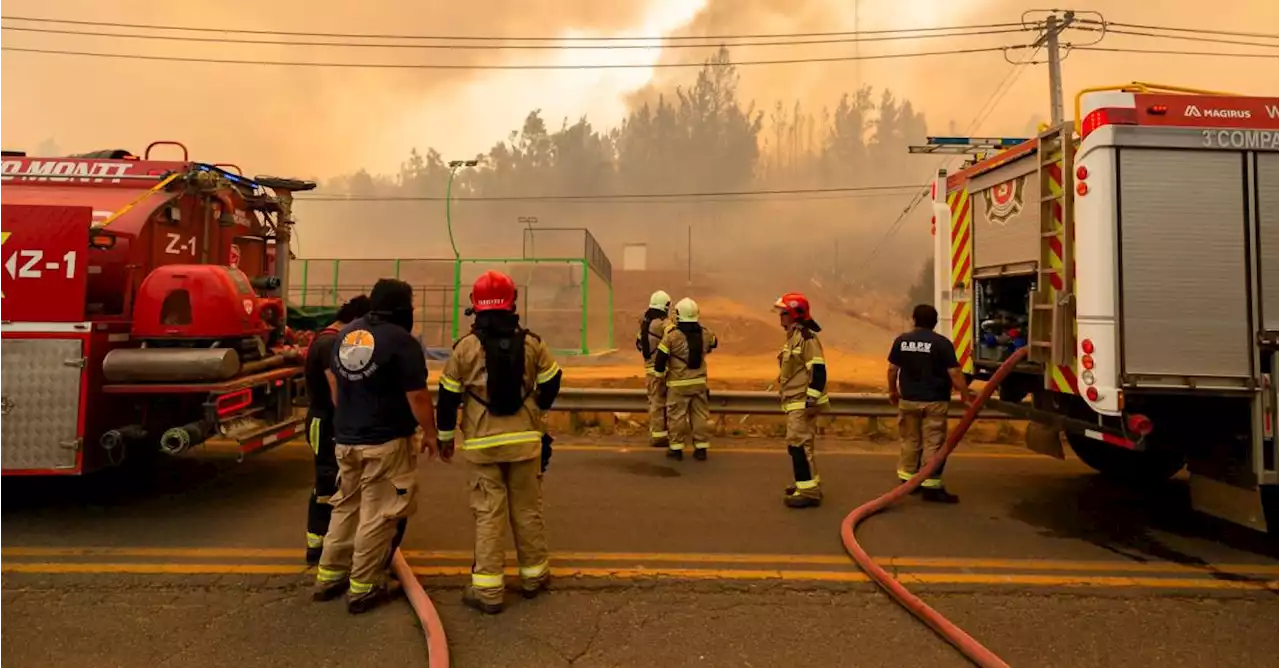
311, 579, 347, 602
784, 492, 822, 509
305, 546, 323, 566
463, 586, 505, 614
650, 437, 670, 448
520, 575, 551, 600
347, 587, 390, 614
693, 447, 708, 461
922, 488, 960, 504
895, 478, 923, 495
666, 448, 684, 461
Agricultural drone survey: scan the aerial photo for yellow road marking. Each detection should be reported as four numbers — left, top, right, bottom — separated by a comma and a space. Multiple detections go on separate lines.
3, 547, 1274, 576
2, 561, 1274, 590
551, 445, 1040, 459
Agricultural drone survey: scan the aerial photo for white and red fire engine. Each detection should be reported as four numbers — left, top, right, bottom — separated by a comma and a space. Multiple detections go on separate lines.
1, 142, 316, 475
923, 84, 1279, 533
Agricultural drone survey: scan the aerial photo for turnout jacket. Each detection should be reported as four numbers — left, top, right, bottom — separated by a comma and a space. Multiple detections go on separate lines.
777, 325, 828, 412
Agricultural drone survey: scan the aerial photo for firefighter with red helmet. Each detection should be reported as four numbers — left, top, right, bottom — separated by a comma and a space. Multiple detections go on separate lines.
773, 292, 828, 508
435, 270, 563, 614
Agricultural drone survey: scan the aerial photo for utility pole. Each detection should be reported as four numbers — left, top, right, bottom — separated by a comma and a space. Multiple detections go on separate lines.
1033, 11, 1076, 126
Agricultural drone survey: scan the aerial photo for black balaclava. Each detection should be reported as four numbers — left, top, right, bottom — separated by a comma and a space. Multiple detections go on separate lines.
473, 308, 526, 416
639, 307, 666, 359
368, 278, 415, 332
678, 321, 705, 369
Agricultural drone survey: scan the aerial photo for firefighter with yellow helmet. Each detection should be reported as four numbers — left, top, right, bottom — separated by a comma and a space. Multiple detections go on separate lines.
636, 290, 674, 448
435, 270, 563, 614
773, 292, 828, 508
653, 297, 719, 460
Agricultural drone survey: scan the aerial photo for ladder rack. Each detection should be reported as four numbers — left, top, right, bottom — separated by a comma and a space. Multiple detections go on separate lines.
1027, 122, 1077, 381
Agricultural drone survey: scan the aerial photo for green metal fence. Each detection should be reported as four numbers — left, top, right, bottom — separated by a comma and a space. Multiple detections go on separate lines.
290, 237, 613, 354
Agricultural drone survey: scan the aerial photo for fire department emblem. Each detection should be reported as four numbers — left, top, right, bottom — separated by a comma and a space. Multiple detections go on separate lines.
983, 176, 1026, 226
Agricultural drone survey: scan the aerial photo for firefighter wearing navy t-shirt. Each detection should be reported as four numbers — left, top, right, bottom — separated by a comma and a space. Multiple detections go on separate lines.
887, 304, 973, 503
302, 295, 371, 565
314, 279, 440, 614
436, 271, 563, 615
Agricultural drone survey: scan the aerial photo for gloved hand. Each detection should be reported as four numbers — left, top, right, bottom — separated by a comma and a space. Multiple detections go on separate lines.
540, 433, 554, 473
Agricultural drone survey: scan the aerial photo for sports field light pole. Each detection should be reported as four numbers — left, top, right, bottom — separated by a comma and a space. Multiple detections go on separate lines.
518, 216, 539, 325
447, 158, 479, 340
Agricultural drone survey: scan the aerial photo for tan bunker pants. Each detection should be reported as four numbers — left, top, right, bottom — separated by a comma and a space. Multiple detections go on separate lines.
666, 386, 710, 452
785, 408, 822, 498
469, 458, 549, 604
646, 372, 669, 445
897, 400, 950, 488
317, 438, 418, 597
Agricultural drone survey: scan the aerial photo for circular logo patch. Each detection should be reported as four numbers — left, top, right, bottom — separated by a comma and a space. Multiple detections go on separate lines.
338, 329, 376, 373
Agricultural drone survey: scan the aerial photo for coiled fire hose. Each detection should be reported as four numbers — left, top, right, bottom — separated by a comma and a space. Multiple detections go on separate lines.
391, 549, 450, 668
841, 347, 1026, 668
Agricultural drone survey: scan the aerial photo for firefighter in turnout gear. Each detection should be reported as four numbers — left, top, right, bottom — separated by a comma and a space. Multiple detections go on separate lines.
636, 290, 674, 448
887, 304, 971, 503
316, 279, 439, 614
303, 295, 371, 565
436, 271, 563, 615
774, 292, 828, 508
653, 298, 718, 461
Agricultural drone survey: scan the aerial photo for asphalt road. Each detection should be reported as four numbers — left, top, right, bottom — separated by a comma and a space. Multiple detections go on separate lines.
2, 437, 1277, 668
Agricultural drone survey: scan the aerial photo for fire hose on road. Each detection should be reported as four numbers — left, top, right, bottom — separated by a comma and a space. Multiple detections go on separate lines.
841, 348, 1027, 668
392, 549, 450, 668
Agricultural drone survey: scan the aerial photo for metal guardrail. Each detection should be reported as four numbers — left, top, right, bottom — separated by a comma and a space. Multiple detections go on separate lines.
429, 387, 1012, 419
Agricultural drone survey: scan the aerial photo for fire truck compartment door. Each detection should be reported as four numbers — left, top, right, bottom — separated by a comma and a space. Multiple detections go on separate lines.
1, 338, 84, 471
969, 155, 1041, 271
1256, 152, 1278, 333
1117, 148, 1250, 380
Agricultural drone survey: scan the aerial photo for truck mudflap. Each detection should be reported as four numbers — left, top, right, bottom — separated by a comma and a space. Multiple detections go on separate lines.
1, 338, 87, 473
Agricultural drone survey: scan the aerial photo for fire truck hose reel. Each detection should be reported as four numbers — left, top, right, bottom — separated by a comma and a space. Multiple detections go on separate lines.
841, 347, 1026, 668
159, 421, 209, 456
391, 549, 450, 668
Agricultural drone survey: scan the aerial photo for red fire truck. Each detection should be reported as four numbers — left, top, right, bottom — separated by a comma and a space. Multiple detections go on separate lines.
925, 84, 1278, 533
1, 142, 314, 475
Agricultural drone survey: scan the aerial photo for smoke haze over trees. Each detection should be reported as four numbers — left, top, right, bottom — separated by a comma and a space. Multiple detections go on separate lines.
309, 47, 933, 295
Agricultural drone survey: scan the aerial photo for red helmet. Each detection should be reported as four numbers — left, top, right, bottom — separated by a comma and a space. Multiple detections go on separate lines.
470, 271, 517, 312
773, 292, 811, 320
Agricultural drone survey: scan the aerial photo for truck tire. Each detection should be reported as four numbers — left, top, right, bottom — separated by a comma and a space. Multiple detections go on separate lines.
1065, 433, 1186, 484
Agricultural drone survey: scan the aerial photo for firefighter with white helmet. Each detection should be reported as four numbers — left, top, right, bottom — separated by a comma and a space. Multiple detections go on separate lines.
773, 292, 828, 508
636, 290, 674, 448
653, 297, 719, 461
435, 270, 563, 614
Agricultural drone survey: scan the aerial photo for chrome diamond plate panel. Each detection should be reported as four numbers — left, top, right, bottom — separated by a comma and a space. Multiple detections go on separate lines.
1, 338, 84, 470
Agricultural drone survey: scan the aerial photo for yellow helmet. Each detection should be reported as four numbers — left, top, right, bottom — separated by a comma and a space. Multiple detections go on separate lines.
675, 297, 700, 323
648, 290, 672, 311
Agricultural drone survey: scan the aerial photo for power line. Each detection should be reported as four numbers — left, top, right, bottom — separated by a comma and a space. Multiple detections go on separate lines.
298, 184, 923, 203
0, 44, 1017, 70
1099, 20, 1278, 40
1073, 25, 1277, 49
0, 15, 1030, 42
1071, 46, 1278, 59
0, 24, 1035, 51
299, 191, 918, 205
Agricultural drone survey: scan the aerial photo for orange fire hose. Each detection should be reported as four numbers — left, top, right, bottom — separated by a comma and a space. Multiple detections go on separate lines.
391, 549, 450, 668
841, 347, 1027, 668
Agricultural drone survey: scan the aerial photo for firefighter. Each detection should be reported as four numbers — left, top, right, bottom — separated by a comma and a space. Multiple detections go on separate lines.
436, 270, 563, 615
303, 294, 371, 565
636, 290, 673, 448
314, 279, 440, 614
653, 298, 718, 461
774, 292, 828, 508
887, 304, 972, 503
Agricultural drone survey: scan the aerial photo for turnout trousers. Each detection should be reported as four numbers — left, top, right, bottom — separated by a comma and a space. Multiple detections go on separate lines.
897, 399, 950, 488
785, 407, 822, 499
469, 458, 550, 605
666, 385, 711, 452
645, 371, 669, 445
316, 438, 418, 600
305, 413, 339, 555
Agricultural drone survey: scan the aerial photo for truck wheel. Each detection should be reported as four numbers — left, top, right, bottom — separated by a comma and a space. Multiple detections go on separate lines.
1065, 433, 1186, 484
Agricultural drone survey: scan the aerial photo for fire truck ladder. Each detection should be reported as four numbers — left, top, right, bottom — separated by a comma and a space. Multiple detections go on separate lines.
1028, 122, 1077, 375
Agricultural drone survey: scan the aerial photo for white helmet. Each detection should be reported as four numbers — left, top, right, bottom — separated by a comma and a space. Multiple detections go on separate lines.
649, 290, 672, 311
675, 297, 700, 323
